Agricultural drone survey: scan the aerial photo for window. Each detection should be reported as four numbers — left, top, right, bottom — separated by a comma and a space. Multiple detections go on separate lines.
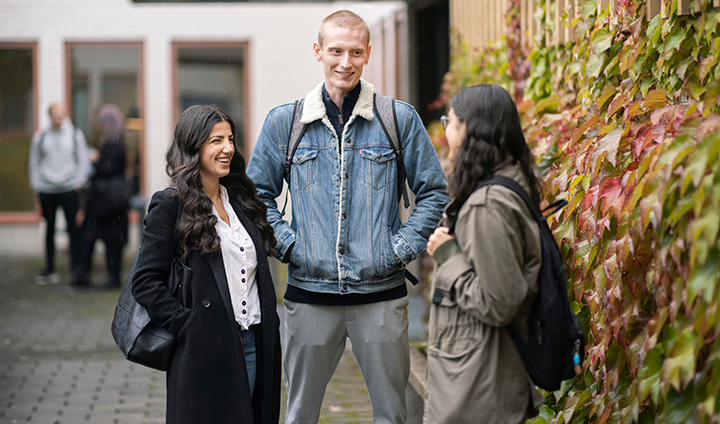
174, 43, 247, 150
67, 43, 144, 196
0, 44, 37, 215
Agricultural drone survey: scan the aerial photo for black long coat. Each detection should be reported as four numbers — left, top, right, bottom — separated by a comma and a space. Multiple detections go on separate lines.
131, 189, 281, 424
85, 137, 128, 244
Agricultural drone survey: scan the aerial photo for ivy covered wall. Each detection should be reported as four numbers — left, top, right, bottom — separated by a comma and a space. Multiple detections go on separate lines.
431, 0, 720, 422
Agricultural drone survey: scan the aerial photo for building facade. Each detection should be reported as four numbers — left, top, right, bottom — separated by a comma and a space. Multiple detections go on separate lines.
0, 0, 407, 235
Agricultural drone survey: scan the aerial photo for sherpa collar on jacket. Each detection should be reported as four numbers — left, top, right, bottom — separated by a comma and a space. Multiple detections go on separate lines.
300, 79, 376, 125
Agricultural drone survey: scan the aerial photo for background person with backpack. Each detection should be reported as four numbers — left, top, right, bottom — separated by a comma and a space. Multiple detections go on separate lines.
28, 102, 91, 285
424, 84, 546, 423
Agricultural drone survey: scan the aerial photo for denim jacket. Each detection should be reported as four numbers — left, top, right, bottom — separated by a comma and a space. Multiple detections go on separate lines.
247, 80, 448, 294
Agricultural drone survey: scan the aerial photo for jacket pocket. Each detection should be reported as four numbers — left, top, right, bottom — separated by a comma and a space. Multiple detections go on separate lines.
291, 147, 319, 190
171, 258, 192, 308
360, 146, 395, 190
425, 339, 486, 423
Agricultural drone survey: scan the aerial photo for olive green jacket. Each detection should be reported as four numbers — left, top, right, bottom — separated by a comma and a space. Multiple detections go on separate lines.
423, 161, 545, 424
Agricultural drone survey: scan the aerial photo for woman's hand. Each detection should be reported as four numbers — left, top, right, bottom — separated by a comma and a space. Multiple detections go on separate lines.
427, 226, 455, 256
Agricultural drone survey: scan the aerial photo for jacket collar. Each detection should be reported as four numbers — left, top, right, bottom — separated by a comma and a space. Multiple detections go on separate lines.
300, 79, 376, 125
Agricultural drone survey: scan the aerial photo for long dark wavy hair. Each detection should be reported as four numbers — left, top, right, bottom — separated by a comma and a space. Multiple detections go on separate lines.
447, 84, 540, 213
166, 105, 275, 259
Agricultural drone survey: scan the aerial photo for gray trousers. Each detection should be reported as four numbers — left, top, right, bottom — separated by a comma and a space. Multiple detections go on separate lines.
283, 297, 410, 424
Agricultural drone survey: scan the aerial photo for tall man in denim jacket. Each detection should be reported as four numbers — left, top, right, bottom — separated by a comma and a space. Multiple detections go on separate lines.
247, 10, 448, 423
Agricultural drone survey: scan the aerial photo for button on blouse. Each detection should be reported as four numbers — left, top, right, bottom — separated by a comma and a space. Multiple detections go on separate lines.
212, 185, 261, 330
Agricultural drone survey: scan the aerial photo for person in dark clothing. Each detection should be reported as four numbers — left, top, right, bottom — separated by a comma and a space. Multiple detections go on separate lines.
72, 104, 129, 289
131, 105, 281, 424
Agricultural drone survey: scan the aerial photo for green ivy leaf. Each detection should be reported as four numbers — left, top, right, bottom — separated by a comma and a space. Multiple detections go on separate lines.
675, 56, 693, 80
659, 387, 695, 424
536, 95, 562, 113
667, 195, 695, 227
593, 29, 613, 54
687, 80, 708, 99
598, 84, 617, 109
586, 54, 604, 79
582, 1, 598, 20
639, 348, 664, 404
688, 250, 719, 303
664, 26, 687, 55
663, 329, 697, 392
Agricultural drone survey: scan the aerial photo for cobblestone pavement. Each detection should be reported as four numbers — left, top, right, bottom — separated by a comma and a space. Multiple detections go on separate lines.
0, 254, 379, 424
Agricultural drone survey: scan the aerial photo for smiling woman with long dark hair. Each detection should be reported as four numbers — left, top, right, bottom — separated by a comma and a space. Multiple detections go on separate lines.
131, 105, 281, 424
423, 84, 545, 423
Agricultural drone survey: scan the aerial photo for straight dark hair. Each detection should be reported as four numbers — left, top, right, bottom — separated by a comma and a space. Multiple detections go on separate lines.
447, 84, 540, 212
165, 105, 275, 258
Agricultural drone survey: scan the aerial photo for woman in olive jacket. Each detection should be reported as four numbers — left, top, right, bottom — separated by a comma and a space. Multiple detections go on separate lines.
132, 105, 281, 424
424, 84, 545, 423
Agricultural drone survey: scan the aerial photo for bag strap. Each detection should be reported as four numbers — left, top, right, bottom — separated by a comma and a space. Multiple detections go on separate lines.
374, 93, 410, 209
448, 175, 568, 234
280, 99, 307, 217
73, 128, 81, 166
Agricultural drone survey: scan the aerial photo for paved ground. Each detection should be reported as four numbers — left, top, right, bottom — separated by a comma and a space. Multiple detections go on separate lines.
0, 251, 425, 424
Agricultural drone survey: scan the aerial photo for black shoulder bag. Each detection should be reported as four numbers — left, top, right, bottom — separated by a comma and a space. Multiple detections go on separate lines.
110, 194, 191, 371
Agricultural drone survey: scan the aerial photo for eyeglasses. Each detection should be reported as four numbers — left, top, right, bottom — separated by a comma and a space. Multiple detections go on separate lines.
440, 115, 451, 130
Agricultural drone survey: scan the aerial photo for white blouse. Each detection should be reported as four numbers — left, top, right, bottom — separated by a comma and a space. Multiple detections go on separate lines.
212, 185, 261, 330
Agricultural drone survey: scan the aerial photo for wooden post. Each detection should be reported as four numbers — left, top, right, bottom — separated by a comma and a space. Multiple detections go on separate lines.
489, 0, 495, 45
555, 0, 564, 45
500, 0, 507, 41
545, 0, 552, 46
678, 0, 692, 14
566, 0, 577, 42
661, 0, 668, 19
647, 0, 661, 21
598, 0, 610, 15
521, 0, 527, 45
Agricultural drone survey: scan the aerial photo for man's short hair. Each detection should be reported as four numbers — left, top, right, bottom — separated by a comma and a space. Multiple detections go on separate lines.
48, 102, 63, 116
318, 10, 370, 48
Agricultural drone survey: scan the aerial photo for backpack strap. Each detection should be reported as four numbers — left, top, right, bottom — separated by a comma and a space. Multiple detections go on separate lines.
448, 175, 568, 234
72, 128, 81, 166
280, 99, 307, 217
374, 93, 410, 209
37, 130, 47, 160
481, 176, 541, 221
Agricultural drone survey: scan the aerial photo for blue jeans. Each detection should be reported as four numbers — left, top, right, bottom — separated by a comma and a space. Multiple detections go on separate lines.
238, 324, 257, 397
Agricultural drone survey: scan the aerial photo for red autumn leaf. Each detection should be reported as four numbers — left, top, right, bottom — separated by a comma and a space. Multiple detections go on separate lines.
696, 114, 720, 141
600, 177, 624, 218
633, 124, 664, 157
629, 122, 650, 138
650, 105, 686, 126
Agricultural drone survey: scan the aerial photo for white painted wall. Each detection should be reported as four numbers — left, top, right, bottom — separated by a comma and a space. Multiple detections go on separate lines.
0, 0, 406, 198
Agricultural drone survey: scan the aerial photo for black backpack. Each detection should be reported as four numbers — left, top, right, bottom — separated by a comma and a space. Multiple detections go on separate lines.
446, 175, 585, 391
